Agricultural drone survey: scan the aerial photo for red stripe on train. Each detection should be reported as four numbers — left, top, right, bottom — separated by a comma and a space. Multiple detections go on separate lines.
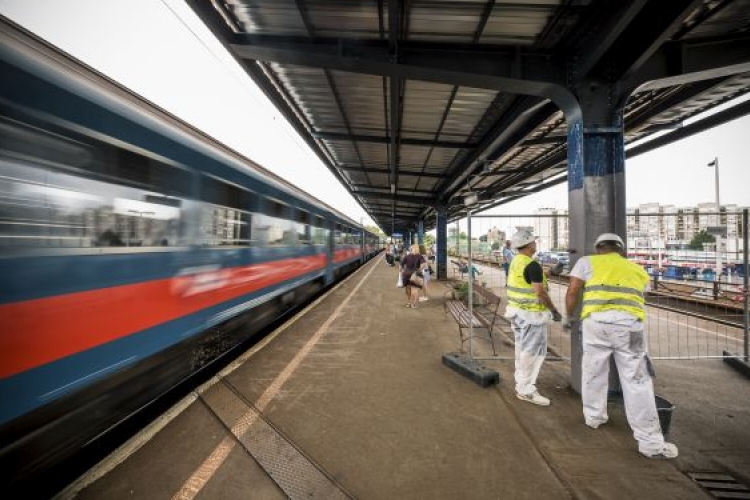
333, 248, 362, 263
0, 254, 326, 379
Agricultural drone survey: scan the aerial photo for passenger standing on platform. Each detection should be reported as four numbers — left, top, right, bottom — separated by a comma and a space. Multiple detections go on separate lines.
419, 245, 431, 302
502, 239, 515, 286
401, 244, 426, 308
565, 233, 678, 459
505, 229, 562, 406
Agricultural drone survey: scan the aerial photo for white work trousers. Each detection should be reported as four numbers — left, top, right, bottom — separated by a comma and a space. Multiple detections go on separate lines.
511, 314, 548, 396
582, 317, 665, 454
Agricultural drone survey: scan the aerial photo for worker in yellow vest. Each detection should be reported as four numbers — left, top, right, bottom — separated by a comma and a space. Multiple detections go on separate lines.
505, 229, 562, 406
565, 233, 678, 459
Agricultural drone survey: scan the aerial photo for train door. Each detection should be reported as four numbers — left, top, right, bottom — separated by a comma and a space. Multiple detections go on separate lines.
325, 219, 335, 284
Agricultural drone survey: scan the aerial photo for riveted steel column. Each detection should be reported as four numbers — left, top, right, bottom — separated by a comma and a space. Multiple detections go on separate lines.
418, 220, 424, 246
567, 81, 627, 394
436, 205, 448, 280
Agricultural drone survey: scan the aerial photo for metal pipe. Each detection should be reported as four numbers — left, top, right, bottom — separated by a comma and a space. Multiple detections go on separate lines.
468, 210, 474, 358
714, 157, 722, 281
743, 208, 748, 362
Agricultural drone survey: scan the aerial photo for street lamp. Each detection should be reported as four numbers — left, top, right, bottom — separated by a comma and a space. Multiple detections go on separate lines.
707, 157, 721, 281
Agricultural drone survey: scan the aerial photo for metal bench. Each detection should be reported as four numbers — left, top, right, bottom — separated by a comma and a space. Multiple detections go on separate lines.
444, 284, 500, 354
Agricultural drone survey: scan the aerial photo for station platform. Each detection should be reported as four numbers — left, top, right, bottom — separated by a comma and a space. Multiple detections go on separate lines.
59, 256, 750, 499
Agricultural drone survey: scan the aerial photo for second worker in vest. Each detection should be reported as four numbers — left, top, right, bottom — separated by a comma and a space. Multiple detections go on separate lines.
505, 229, 562, 406
565, 233, 678, 459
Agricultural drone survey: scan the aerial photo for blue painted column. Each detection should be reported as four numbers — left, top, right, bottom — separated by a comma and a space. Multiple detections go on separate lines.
417, 220, 424, 246
436, 205, 448, 280
567, 82, 627, 394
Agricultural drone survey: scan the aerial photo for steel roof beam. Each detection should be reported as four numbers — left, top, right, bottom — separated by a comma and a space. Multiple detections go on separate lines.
434, 98, 558, 203
351, 184, 433, 195
312, 131, 475, 149
629, 34, 750, 91
338, 165, 444, 178
592, 0, 703, 82
355, 190, 434, 205
388, 0, 403, 202
229, 41, 565, 95
568, 1, 649, 79
626, 98, 750, 158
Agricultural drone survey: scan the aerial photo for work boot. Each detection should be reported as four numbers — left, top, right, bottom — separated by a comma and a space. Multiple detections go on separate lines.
516, 391, 550, 406
640, 443, 679, 459
585, 417, 608, 429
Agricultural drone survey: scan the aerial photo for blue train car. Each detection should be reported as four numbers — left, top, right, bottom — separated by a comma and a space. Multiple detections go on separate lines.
0, 17, 380, 489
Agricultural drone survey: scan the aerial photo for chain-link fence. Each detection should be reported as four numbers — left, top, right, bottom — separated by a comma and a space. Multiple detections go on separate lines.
448, 210, 749, 362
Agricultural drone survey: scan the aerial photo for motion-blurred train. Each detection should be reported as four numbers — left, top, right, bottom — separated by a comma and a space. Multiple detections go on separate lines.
0, 17, 382, 489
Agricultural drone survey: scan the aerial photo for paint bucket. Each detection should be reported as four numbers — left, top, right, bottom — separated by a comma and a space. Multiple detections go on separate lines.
655, 395, 675, 437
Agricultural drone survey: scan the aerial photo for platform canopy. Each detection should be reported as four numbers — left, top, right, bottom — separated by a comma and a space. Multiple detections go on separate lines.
187, 0, 750, 235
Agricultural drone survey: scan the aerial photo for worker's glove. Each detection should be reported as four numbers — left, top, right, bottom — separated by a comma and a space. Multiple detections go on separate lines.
551, 310, 562, 322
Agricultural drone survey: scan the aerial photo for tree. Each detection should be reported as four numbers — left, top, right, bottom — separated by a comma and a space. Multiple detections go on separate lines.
491, 241, 500, 251
689, 230, 715, 250
365, 225, 385, 237
459, 232, 467, 240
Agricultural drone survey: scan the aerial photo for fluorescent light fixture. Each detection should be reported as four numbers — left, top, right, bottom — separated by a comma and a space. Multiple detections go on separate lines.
463, 192, 479, 206
390, 183, 395, 194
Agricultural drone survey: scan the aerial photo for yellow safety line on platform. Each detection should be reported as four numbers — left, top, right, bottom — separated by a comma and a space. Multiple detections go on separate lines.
172, 259, 381, 500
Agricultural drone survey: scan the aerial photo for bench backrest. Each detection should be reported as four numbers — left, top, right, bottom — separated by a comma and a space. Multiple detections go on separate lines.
473, 285, 501, 305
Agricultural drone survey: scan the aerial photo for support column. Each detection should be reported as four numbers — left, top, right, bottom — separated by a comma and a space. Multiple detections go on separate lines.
567, 81, 627, 394
418, 220, 424, 245
436, 205, 448, 280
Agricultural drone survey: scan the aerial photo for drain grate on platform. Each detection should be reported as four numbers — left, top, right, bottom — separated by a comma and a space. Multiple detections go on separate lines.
200, 380, 353, 500
687, 472, 750, 499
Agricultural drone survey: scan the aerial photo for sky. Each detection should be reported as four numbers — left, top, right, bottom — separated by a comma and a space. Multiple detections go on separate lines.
1, 0, 748, 232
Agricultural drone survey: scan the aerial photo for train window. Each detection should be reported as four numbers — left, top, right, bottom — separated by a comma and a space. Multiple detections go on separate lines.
311, 216, 328, 245
251, 197, 295, 247
195, 175, 252, 246
200, 175, 252, 210
0, 163, 184, 250
295, 209, 311, 244
0, 116, 192, 251
197, 205, 250, 246
99, 147, 192, 199
333, 224, 342, 246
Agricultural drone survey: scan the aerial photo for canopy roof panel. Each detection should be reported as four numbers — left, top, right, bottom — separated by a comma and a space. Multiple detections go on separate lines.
188, 0, 750, 234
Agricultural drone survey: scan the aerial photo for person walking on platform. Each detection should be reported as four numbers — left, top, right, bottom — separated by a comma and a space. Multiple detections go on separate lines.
502, 239, 514, 286
565, 233, 678, 459
505, 229, 562, 406
400, 244, 425, 308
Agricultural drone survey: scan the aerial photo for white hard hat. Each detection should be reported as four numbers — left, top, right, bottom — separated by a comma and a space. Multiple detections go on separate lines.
594, 233, 624, 248
511, 229, 536, 250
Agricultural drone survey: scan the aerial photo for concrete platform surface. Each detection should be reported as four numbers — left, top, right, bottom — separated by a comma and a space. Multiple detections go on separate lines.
60, 256, 750, 500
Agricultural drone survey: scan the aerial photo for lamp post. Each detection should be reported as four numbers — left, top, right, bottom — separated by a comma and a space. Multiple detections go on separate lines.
707, 158, 722, 281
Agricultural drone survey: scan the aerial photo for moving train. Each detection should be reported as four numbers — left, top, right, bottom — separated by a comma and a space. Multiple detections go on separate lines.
0, 17, 382, 489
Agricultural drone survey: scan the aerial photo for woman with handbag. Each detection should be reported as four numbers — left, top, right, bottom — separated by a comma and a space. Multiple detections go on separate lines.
400, 244, 426, 308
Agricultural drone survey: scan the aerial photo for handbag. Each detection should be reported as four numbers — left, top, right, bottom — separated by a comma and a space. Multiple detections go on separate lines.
396, 274, 404, 287
409, 272, 424, 287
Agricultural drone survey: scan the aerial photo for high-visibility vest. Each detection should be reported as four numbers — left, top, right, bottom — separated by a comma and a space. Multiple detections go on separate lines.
507, 254, 547, 312
581, 253, 649, 320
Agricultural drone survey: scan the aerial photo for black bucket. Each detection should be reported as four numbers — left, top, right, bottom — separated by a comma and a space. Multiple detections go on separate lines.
655, 395, 675, 436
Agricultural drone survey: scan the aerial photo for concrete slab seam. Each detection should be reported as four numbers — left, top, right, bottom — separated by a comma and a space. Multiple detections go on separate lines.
170, 258, 381, 500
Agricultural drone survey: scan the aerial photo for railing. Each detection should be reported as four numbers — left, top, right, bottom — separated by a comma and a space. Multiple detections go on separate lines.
448, 210, 749, 362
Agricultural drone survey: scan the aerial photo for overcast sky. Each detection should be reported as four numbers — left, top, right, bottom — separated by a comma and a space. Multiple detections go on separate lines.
2, 0, 748, 232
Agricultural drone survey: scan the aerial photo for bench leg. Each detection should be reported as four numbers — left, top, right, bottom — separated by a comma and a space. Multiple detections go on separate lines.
486, 327, 497, 356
